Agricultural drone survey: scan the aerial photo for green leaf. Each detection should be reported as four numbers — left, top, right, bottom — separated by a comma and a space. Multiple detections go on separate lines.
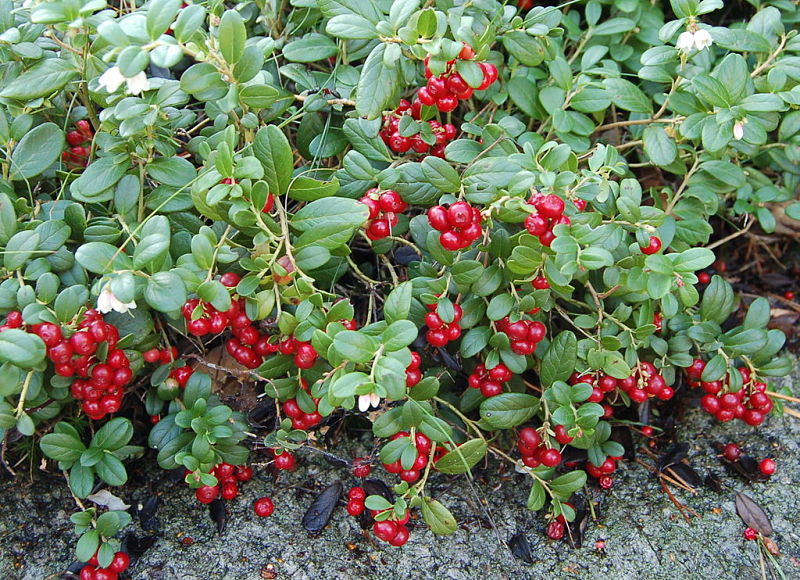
356, 43, 399, 119
75, 242, 132, 274
699, 275, 735, 324
40, 431, 85, 463
479, 393, 538, 429
326, 14, 378, 39
146, 0, 182, 39
253, 126, 294, 196
527, 480, 546, 511
540, 331, 577, 387
75, 529, 100, 562
95, 454, 127, 486
384, 281, 412, 324
550, 470, 587, 499
0, 192, 17, 245
670, 248, 715, 272
333, 330, 377, 362
420, 498, 457, 535
434, 439, 487, 474
292, 198, 369, 232
0, 58, 78, 100
91, 417, 133, 451
283, 33, 338, 62
9, 122, 65, 180
331, 372, 371, 397
69, 463, 95, 498
145, 271, 187, 313
0, 329, 45, 368
218, 10, 246, 65
421, 157, 460, 193
643, 126, 677, 167
4, 230, 40, 271
744, 297, 770, 330
288, 177, 340, 201
459, 326, 490, 358
71, 157, 130, 203
603, 78, 652, 113
382, 320, 418, 351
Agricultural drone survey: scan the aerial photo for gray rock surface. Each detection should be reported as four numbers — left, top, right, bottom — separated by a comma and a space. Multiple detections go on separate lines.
2, 371, 799, 580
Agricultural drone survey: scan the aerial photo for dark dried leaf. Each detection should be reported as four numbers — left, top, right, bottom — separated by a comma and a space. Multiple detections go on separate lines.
728, 455, 765, 482
393, 246, 421, 266
62, 560, 85, 576
657, 443, 689, 471
610, 426, 635, 460
121, 532, 156, 562
359, 478, 394, 528
665, 463, 703, 489
508, 532, 534, 563
136, 495, 161, 531
362, 478, 393, 502
704, 471, 724, 493
735, 492, 773, 536
566, 495, 588, 549
436, 347, 461, 371
247, 401, 277, 428
209, 498, 227, 535
302, 481, 342, 532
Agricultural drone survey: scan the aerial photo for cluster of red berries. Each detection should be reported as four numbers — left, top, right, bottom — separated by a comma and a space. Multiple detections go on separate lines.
723, 443, 777, 476
418, 45, 499, 112
424, 302, 463, 347
524, 193, 571, 247
380, 100, 456, 157
617, 361, 674, 403
182, 273, 320, 371
359, 188, 408, 240
282, 378, 323, 430
496, 316, 547, 356
382, 431, 438, 484
405, 351, 423, 388
517, 427, 562, 469
2, 310, 132, 421
585, 457, 617, 490
427, 201, 483, 251
373, 514, 411, 547
569, 371, 622, 407
192, 463, 254, 504
345, 485, 367, 516
62, 120, 93, 167
688, 361, 773, 425
79, 550, 129, 580
467, 362, 512, 398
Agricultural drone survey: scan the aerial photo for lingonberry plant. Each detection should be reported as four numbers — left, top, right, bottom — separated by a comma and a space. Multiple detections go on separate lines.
0, 0, 798, 568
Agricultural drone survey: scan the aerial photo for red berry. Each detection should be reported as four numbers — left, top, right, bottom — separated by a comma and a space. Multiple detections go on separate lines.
553, 425, 573, 444
641, 236, 662, 255
488, 363, 512, 382
67, 130, 86, 146
427, 206, 450, 231
274, 452, 295, 470
698, 272, 711, 284
546, 520, 565, 540
221, 481, 239, 500
426, 329, 449, 347
235, 465, 253, 482
352, 459, 371, 478
373, 520, 398, 542
75, 119, 93, 137
723, 443, 741, 462
417, 86, 436, 106
346, 500, 365, 516
518, 427, 541, 450
459, 44, 475, 60
254, 496, 275, 517
389, 525, 410, 546
262, 194, 275, 213
195, 485, 219, 504
758, 458, 776, 475
477, 62, 498, 90
447, 201, 473, 227
219, 272, 241, 287
348, 486, 367, 501
539, 448, 562, 468
743, 527, 758, 541
598, 475, 613, 490
94, 569, 118, 580
784, 290, 795, 301
538, 194, 565, 219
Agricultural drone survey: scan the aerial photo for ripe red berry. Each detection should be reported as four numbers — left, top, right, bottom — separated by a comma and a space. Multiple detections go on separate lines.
546, 519, 565, 540
373, 520, 398, 542
274, 452, 295, 470
723, 443, 741, 461
598, 475, 614, 490
539, 448, 562, 468
538, 194, 565, 219
254, 496, 275, 517
459, 44, 475, 60
195, 485, 219, 504
743, 527, 758, 541
235, 465, 253, 482
784, 290, 795, 300
698, 272, 711, 284
67, 130, 86, 146
641, 236, 662, 255
348, 486, 367, 501
352, 458, 371, 478
219, 272, 241, 288
758, 458, 776, 475
518, 427, 541, 450
109, 551, 130, 573
346, 500, 365, 516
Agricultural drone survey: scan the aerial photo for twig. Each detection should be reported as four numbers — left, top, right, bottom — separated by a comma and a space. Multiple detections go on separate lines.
705, 217, 754, 250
